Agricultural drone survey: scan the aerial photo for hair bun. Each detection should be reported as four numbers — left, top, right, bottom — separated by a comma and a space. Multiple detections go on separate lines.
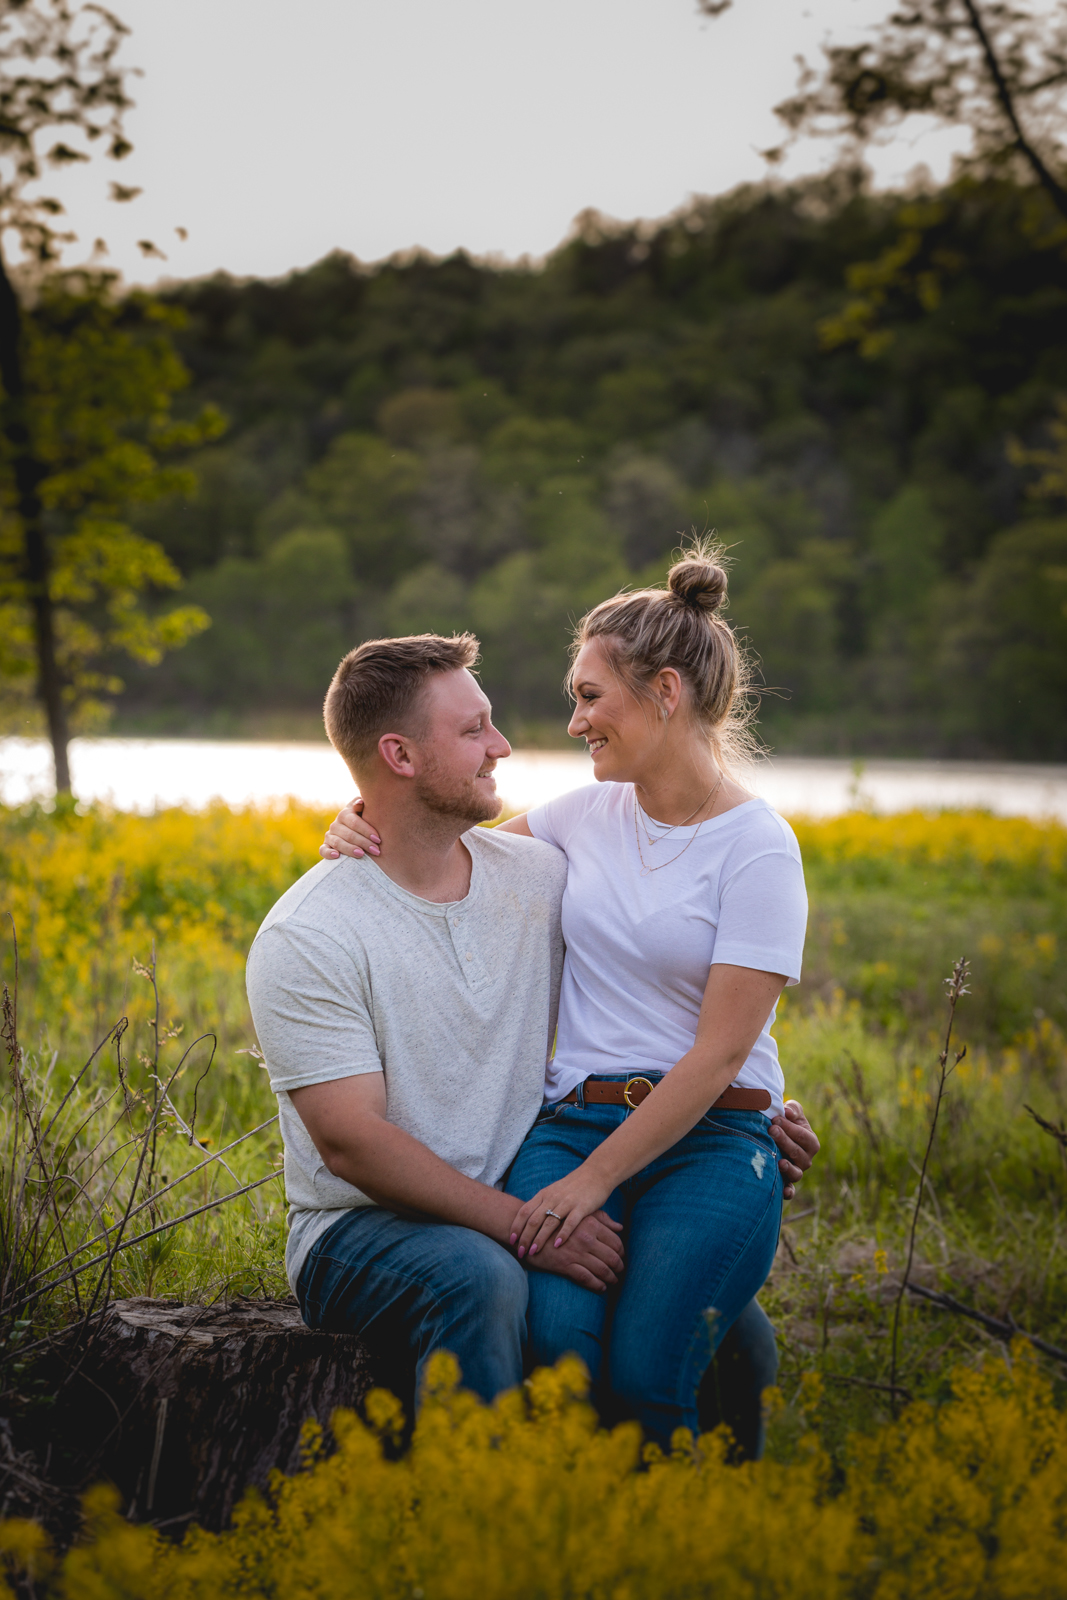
667, 554, 727, 613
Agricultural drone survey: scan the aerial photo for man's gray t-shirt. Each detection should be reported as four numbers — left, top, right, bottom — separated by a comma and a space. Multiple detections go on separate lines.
246, 826, 567, 1291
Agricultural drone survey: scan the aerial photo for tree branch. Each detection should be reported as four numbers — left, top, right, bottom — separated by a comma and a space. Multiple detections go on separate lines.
959, 0, 1067, 222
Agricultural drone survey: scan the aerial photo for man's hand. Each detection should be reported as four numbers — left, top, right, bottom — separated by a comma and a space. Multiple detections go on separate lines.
769, 1099, 820, 1200
525, 1209, 624, 1293
290, 1075, 625, 1286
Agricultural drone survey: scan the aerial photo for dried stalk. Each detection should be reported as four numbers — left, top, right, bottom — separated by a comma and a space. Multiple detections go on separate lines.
77, 1031, 197, 1325
905, 1281, 1067, 1366
0, 920, 280, 1385
1024, 1104, 1067, 1151
827, 1373, 913, 1403
12, 1168, 283, 1315
888, 956, 970, 1414
18, 1115, 279, 1295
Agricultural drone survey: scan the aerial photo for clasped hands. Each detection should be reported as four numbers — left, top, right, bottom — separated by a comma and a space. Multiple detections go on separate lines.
524, 1207, 624, 1294
512, 1099, 820, 1266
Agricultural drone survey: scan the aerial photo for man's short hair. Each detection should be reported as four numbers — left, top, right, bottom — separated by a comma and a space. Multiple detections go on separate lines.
324, 633, 480, 771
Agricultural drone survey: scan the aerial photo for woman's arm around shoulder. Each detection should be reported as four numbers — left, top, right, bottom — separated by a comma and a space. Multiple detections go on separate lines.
495, 815, 533, 837
319, 799, 532, 859
320, 798, 379, 860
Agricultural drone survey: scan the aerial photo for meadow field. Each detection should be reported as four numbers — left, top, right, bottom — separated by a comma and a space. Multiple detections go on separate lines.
1, 801, 1066, 1592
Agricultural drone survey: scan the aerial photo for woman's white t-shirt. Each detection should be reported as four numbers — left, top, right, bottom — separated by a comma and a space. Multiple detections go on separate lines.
526, 785, 808, 1115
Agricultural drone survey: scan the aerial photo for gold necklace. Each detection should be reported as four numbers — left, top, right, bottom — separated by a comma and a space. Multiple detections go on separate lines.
637, 775, 722, 847
632, 771, 725, 875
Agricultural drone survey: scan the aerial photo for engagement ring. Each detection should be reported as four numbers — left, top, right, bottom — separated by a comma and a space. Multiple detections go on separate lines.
545, 1209, 562, 1220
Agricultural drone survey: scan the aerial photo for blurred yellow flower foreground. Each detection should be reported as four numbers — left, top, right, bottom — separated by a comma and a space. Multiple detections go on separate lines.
3, 1349, 1066, 1600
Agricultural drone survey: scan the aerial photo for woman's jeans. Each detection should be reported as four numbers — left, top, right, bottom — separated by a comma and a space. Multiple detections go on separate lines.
506, 1076, 783, 1450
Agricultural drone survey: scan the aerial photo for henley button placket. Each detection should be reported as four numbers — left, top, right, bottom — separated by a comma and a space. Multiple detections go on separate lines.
447, 867, 487, 988
451, 916, 488, 988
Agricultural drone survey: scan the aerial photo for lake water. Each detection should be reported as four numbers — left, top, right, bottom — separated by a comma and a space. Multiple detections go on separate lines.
2, 737, 1066, 821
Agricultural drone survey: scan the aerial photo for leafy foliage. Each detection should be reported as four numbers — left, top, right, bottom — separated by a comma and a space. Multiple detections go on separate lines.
2, 1349, 1067, 1597
0, 279, 223, 733
116, 172, 1067, 755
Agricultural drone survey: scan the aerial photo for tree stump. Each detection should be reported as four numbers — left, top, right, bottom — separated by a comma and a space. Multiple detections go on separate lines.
27, 1298, 386, 1534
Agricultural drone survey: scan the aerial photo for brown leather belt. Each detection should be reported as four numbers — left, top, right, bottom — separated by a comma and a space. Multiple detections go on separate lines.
560, 1077, 771, 1112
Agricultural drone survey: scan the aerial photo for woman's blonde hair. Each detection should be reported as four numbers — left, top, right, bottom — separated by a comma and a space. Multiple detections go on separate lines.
567, 538, 759, 770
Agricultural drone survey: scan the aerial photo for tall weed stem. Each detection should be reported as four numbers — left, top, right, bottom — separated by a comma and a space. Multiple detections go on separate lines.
888, 956, 970, 1412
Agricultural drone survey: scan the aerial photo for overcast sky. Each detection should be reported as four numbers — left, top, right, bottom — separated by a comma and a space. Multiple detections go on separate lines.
46, 0, 968, 287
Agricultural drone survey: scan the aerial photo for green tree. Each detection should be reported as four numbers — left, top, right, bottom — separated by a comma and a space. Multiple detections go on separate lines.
938, 518, 1067, 754
118, 172, 1067, 756
864, 484, 943, 626
0, 0, 216, 791
385, 561, 468, 640
604, 452, 687, 569
1009, 394, 1067, 498
733, 539, 854, 714
0, 277, 222, 758
261, 431, 422, 588
933, 392, 1067, 753
156, 529, 358, 710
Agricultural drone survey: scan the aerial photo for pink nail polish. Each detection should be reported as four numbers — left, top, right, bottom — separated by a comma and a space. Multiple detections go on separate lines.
517, 1246, 525, 1258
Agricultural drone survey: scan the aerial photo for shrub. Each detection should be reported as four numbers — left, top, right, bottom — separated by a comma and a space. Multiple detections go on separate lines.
2, 1348, 1064, 1599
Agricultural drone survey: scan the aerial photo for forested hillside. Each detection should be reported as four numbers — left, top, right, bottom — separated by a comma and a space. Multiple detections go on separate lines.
124, 172, 1067, 756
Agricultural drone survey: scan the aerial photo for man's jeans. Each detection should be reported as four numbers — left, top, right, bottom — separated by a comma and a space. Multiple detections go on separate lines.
698, 1297, 778, 1461
297, 1207, 529, 1410
506, 1083, 783, 1450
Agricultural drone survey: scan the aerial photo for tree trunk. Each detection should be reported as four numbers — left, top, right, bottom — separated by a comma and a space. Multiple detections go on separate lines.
0, 248, 70, 794
19, 1298, 389, 1537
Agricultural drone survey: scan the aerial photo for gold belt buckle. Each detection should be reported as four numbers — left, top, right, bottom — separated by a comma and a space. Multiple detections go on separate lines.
623, 1076, 655, 1109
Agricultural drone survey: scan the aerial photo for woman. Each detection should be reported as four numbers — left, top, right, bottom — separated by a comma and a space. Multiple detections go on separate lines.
321, 545, 808, 1447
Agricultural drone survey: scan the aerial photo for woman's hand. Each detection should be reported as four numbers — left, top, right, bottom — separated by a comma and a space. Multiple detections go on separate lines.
320, 798, 381, 860
510, 1168, 618, 1259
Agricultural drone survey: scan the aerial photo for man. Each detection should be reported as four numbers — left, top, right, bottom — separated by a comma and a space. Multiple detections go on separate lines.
247, 633, 817, 1448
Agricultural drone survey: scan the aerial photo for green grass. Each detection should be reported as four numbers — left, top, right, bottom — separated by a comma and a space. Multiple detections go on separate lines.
765, 813, 1067, 1454
2, 802, 1065, 1459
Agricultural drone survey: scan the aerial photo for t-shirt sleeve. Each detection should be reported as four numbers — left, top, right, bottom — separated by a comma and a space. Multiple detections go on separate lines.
526, 784, 601, 854
712, 848, 808, 986
246, 921, 383, 1093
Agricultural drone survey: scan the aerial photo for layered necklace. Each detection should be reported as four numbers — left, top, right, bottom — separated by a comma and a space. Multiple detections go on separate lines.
632, 770, 725, 875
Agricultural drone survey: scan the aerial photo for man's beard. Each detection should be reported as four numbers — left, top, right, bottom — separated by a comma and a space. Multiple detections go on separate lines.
415, 755, 503, 827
